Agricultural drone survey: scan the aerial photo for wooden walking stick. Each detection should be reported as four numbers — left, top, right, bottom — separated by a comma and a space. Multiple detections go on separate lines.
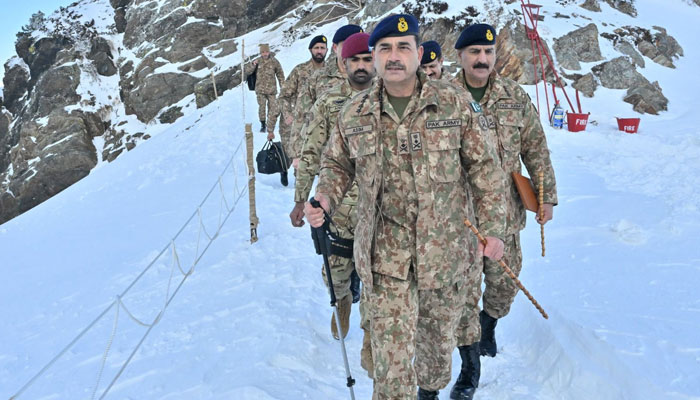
539, 169, 545, 257
464, 219, 549, 320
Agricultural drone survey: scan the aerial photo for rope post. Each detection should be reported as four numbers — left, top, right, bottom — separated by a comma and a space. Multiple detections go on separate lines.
538, 169, 545, 257
211, 71, 218, 99
245, 123, 259, 243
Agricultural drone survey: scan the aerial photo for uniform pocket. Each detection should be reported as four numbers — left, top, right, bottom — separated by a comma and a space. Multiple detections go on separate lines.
424, 129, 461, 182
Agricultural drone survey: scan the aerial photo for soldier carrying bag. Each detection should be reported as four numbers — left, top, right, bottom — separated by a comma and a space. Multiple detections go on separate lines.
256, 140, 290, 174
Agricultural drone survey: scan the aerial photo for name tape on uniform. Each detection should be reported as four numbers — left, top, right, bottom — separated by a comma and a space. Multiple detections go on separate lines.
497, 103, 525, 110
345, 125, 373, 136
426, 119, 462, 129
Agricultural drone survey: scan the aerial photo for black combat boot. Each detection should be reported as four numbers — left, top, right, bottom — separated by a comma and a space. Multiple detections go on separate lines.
260, 120, 266, 132
280, 170, 288, 186
449, 343, 480, 400
417, 387, 439, 400
479, 310, 498, 357
350, 269, 361, 303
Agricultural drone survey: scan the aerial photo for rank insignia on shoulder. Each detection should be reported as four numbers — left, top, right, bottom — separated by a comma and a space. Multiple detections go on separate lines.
410, 132, 422, 151
470, 102, 482, 113
478, 115, 489, 131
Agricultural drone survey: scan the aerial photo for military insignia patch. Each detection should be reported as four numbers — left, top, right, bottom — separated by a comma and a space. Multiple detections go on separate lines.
322, 37, 327, 42
398, 17, 409, 33
478, 115, 489, 131
399, 137, 410, 154
470, 102, 482, 113
410, 132, 422, 151
486, 29, 494, 41
486, 115, 496, 129
430, 51, 436, 60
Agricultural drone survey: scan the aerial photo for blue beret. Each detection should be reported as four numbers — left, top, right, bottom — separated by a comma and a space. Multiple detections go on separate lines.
420, 40, 442, 65
308, 35, 328, 49
333, 25, 363, 44
368, 14, 419, 48
455, 23, 497, 50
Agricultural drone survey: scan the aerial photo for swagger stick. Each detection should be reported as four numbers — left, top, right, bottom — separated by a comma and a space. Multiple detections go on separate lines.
539, 169, 545, 257
464, 219, 548, 319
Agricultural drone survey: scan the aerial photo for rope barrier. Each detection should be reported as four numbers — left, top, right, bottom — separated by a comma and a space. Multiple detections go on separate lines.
10, 120, 251, 400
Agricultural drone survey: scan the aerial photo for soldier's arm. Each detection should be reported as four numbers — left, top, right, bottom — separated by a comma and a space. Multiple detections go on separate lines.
290, 80, 316, 158
316, 109, 355, 213
275, 59, 285, 87
519, 95, 558, 205
294, 98, 328, 203
459, 95, 507, 240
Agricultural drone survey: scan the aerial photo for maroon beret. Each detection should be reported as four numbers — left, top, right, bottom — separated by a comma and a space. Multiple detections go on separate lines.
341, 32, 371, 59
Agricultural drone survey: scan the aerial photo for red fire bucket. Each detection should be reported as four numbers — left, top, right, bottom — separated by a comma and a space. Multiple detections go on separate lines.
616, 117, 640, 134
566, 112, 589, 132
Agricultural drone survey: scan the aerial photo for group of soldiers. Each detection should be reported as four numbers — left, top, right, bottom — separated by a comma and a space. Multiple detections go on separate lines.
249, 12, 557, 400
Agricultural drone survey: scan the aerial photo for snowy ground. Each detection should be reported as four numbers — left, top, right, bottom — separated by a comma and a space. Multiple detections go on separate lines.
2, 0, 700, 399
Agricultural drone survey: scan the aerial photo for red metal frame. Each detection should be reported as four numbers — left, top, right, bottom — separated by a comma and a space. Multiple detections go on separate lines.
520, 0, 579, 115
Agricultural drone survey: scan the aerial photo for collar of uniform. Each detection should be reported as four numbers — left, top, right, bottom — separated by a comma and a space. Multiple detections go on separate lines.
483, 71, 513, 108
367, 71, 437, 118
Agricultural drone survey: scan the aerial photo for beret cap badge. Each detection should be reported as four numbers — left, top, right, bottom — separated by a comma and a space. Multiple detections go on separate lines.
486, 29, 494, 41
398, 17, 409, 33
430, 51, 436, 60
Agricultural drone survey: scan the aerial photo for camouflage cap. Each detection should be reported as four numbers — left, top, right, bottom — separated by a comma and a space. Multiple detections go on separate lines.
259, 43, 271, 52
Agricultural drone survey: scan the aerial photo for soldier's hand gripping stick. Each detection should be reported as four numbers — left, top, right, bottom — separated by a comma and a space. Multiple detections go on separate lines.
309, 198, 356, 400
464, 219, 549, 320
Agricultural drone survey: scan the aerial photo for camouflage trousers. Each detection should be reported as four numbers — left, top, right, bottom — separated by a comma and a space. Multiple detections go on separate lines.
320, 202, 356, 301
454, 255, 484, 347
482, 233, 522, 319
256, 93, 279, 133
368, 268, 467, 399
455, 233, 520, 345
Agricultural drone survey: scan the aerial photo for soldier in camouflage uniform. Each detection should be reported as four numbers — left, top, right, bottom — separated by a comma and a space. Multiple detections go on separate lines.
448, 23, 558, 400
277, 35, 327, 157
304, 15, 508, 400
291, 33, 376, 375
289, 24, 363, 165
419, 40, 444, 80
251, 43, 284, 136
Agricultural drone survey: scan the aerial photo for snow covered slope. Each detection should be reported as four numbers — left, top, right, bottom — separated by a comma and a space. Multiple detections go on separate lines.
1, 0, 700, 399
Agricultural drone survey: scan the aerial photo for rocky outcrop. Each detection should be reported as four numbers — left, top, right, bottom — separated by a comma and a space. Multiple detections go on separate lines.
2, 58, 31, 114
495, 18, 556, 84
592, 56, 668, 114
580, 0, 601, 12
553, 23, 603, 70
571, 73, 598, 98
603, 0, 637, 17
602, 26, 683, 69
615, 41, 644, 68
365, 0, 403, 17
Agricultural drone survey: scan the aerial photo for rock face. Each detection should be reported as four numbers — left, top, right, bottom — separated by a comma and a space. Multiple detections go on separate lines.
553, 23, 604, 70
592, 56, 668, 114
495, 18, 556, 85
580, 0, 602, 12
603, 0, 637, 16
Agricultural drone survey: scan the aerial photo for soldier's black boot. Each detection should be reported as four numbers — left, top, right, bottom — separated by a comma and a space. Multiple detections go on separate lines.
479, 310, 498, 357
417, 387, 439, 400
260, 120, 266, 132
350, 269, 361, 303
449, 343, 480, 400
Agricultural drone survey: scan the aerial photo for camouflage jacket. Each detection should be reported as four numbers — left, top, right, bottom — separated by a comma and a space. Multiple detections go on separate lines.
289, 54, 345, 158
451, 69, 558, 234
254, 55, 284, 95
295, 79, 360, 206
278, 58, 324, 120
317, 71, 507, 290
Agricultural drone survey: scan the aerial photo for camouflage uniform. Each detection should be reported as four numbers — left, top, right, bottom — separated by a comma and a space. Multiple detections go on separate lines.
289, 53, 345, 158
316, 71, 507, 399
254, 54, 285, 134
295, 79, 361, 307
278, 59, 324, 157
451, 69, 557, 345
